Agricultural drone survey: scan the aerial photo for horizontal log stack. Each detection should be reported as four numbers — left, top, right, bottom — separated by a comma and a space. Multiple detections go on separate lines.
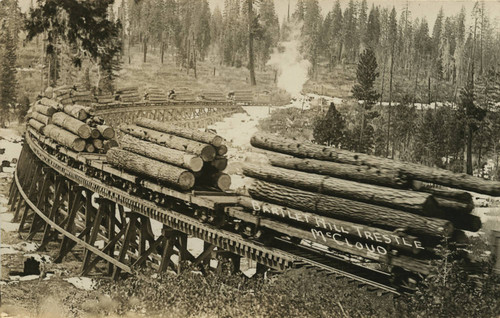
144, 87, 167, 102
233, 132, 498, 274
109, 118, 231, 192
26, 96, 118, 154
116, 87, 141, 103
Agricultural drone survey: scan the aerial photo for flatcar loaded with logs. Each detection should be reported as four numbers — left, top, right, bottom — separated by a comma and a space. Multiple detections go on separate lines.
15, 89, 500, 293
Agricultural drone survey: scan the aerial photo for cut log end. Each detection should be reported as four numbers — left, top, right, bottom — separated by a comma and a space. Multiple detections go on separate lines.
98, 125, 115, 139
73, 139, 86, 152
179, 171, 196, 190
189, 157, 204, 172
217, 144, 228, 156
212, 135, 223, 147
200, 145, 216, 162
216, 173, 231, 191
90, 128, 100, 139
77, 125, 92, 139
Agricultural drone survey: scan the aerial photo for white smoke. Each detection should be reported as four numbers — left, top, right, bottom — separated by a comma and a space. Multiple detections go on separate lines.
267, 23, 310, 97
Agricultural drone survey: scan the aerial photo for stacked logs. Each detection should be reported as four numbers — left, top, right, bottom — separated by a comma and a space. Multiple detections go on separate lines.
144, 87, 167, 102
107, 118, 230, 192
116, 87, 141, 103
236, 133, 496, 274
27, 98, 118, 153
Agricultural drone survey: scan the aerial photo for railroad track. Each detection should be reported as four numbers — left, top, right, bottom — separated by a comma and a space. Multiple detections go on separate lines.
7, 121, 409, 296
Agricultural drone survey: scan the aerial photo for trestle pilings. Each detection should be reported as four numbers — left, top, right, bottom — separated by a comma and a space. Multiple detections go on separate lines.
7, 145, 258, 280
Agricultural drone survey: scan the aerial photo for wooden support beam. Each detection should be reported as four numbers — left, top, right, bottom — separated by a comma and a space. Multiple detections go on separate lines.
54, 187, 83, 263
27, 172, 52, 239
81, 224, 129, 276
107, 202, 116, 275
39, 177, 65, 250
159, 227, 175, 273
132, 236, 166, 268
18, 165, 42, 232
7, 180, 16, 206
81, 201, 106, 272
194, 244, 215, 266
112, 213, 138, 280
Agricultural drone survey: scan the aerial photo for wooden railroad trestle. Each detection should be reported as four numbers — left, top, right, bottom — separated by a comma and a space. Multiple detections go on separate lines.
7, 133, 296, 280
97, 105, 245, 129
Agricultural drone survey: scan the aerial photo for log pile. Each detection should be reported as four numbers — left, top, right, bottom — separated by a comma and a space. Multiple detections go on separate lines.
144, 87, 167, 102
94, 93, 116, 105
108, 118, 230, 191
27, 96, 118, 154
234, 133, 495, 274
116, 87, 141, 103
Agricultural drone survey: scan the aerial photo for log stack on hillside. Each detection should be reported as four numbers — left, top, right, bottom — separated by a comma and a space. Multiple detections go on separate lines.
27, 97, 118, 154
109, 118, 230, 192
233, 132, 497, 274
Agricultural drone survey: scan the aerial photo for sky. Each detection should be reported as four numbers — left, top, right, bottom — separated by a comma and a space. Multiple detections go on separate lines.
16, 0, 500, 33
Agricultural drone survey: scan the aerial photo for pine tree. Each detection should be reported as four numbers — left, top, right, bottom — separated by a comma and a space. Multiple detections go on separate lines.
0, 27, 18, 127
26, 0, 122, 91
352, 48, 380, 153
313, 103, 346, 147
301, 0, 322, 77
365, 5, 380, 50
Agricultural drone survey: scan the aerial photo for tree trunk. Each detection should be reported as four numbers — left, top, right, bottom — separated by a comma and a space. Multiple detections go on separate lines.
97, 125, 115, 140
43, 124, 86, 152
194, 169, 231, 191
450, 213, 482, 232
106, 148, 195, 190
30, 112, 51, 125
85, 143, 95, 153
388, 46, 395, 158
239, 197, 423, 253
161, 42, 165, 64
89, 127, 100, 139
103, 139, 119, 151
136, 118, 223, 146
119, 134, 203, 172
92, 138, 103, 150
434, 197, 474, 214
466, 125, 473, 175
247, 0, 256, 86
243, 164, 439, 216
228, 206, 432, 274
52, 112, 92, 139
121, 125, 216, 162
63, 105, 88, 121
28, 119, 45, 132
248, 180, 453, 238
251, 132, 500, 196
33, 103, 56, 117
411, 182, 473, 203
39, 97, 62, 109
217, 145, 228, 156
269, 154, 408, 188
143, 38, 147, 63
211, 156, 228, 171
379, 56, 387, 107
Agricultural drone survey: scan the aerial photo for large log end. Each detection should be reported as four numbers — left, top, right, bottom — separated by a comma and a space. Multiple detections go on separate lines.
179, 171, 196, 190
188, 156, 204, 172
200, 145, 216, 162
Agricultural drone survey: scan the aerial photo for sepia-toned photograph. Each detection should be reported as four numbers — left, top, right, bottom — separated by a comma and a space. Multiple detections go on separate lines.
0, 0, 499, 317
